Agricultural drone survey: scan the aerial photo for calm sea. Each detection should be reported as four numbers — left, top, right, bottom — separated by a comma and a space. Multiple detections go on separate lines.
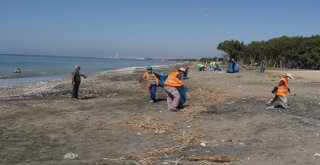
0, 54, 180, 87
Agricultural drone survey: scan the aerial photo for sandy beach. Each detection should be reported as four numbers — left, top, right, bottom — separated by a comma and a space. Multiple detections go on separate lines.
1, 66, 320, 165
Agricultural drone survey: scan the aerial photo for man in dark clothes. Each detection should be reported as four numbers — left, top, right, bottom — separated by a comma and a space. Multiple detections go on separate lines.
72, 65, 86, 100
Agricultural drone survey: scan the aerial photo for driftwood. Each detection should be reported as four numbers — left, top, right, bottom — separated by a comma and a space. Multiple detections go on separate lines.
187, 156, 231, 162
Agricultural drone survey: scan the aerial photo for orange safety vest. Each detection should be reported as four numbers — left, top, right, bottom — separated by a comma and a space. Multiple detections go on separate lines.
144, 72, 159, 88
164, 72, 184, 87
276, 77, 289, 96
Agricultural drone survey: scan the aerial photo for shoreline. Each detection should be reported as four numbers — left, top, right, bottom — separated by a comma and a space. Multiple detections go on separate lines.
0, 63, 187, 99
1, 64, 317, 100
0, 54, 189, 88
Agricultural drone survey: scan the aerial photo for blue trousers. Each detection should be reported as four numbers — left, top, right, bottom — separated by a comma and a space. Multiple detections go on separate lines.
149, 85, 157, 101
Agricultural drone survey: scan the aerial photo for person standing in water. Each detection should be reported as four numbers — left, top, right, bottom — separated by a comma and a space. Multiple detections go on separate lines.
14, 68, 22, 74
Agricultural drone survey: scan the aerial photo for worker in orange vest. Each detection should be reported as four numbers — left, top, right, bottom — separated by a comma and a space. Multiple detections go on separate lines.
267, 73, 293, 108
164, 68, 186, 111
138, 66, 159, 103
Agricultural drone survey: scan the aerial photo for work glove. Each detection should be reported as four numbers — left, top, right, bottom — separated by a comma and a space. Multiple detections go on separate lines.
271, 86, 278, 94
288, 88, 291, 93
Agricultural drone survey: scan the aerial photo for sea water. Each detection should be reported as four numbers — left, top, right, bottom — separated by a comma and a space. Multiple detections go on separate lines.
0, 54, 180, 87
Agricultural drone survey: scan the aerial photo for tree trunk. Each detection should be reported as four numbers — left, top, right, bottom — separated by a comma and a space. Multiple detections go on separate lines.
249, 59, 255, 67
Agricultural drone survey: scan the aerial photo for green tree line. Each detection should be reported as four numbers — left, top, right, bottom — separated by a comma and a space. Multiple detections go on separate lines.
199, 57, 224, 63
217, 35, 320, 69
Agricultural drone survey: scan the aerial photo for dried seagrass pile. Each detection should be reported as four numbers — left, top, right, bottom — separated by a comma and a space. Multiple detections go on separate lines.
129, 130, 205, 165
172, 130, 205, 144
130, 145, 185, 165
178, 104, 207, 115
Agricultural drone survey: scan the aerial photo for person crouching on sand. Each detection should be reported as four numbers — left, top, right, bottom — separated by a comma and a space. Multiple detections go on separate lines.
267, 73, 293, 108
164, 68, 186, 111
71, 65, 87, 100
138, 66, 159, 103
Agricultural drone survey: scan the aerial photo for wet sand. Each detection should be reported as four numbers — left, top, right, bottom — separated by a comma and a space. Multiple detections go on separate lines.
1, 66, 320, 165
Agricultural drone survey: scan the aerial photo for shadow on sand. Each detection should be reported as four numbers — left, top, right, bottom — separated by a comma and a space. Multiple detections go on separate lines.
80, 96, 97, 100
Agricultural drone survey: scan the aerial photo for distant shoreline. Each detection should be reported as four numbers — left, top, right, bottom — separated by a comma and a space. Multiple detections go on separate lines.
0, 53, 197, 61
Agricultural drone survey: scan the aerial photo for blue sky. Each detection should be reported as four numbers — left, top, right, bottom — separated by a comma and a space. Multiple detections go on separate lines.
1, 0, 319, 59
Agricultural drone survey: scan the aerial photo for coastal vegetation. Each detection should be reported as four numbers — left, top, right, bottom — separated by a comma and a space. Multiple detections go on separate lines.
217, 35, 320, 69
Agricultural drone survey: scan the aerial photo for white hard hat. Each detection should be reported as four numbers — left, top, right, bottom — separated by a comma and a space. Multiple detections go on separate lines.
286, 73, 293, 79
179, 68, 186, 72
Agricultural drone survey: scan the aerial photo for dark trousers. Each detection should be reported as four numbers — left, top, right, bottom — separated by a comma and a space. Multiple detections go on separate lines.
149, 85, 157, 101
72, 83, 80, 98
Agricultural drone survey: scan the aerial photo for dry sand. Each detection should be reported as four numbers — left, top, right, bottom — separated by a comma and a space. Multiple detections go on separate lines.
1, 66, 320, 165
